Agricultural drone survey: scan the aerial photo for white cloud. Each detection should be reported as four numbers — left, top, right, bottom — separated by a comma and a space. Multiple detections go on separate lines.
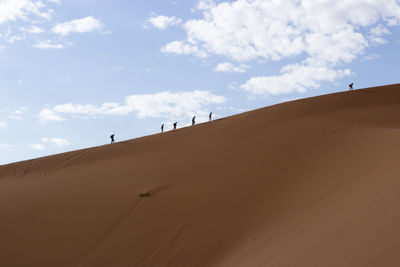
38, 108, 65, 123
34, 40, 64, 49
0, 3, 50, 48
0, 122, 7, 129
39, 90, 226, 122
52, 103, 101, 115
9, 115, 22, 120
9, 107, 28, 120
0, 0, 53, 24
215, 62, 247, 73
369, 36, 387, 45
145, 14, 182, 29
178, 0, 400, 61
369, 24, 391, 45
7, 34, 25, 43
242, 64, 352, 96
161, 40, 207, 58
30, 137, 69, 152
52, 16, 103, 36
46, 0, 60, 4
42, 137, 70, 147
30, 143, 45, 151
162, 0, 400, 96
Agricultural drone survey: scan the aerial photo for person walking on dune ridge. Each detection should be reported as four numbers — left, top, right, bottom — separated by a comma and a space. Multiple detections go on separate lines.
349, 83, 354, 91
173, 122, 177, 130
110, 134, 115, 144
161, 123, 164, 133
209, 112, 212, 121
192, 116, 196, 126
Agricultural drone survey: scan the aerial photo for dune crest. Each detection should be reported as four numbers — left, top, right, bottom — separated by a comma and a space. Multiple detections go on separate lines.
2, 84, 400, 266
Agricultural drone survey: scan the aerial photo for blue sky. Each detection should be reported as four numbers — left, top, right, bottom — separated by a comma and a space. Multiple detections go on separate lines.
1, 0, 400, 165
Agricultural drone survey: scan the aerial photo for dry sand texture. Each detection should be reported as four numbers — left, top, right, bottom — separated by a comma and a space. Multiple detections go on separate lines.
1, 84, 400, 266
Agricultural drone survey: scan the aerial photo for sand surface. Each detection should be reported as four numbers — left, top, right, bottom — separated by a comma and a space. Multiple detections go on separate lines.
1, 84, 400, 266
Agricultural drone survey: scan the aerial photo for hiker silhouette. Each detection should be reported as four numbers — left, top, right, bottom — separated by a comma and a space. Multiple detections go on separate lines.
110, 134, 115, 144
192, 116, 196, 126
349, 83, 354, 90
209, 112, 212, 121
173, 122, 177, 130
161, 123, 164, 133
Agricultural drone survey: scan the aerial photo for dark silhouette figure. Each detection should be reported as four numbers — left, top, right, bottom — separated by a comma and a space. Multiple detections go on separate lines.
173, 122, 177, 130
349, 83, 354, 90
161, 123, 164, 133
110, 134, 115, 144
209, 112, 212, 121
192, 116, 196, 126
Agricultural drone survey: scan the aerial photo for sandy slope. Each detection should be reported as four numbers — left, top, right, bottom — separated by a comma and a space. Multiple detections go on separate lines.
1, 84, 400, 266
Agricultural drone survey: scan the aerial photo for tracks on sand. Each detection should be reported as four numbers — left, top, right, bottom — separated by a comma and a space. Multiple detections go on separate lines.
39, 149, 91, 178
14, 159, 35, 177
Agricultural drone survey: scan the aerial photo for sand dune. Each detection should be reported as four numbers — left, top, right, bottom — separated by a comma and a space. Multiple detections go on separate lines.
2, 84, 400, 266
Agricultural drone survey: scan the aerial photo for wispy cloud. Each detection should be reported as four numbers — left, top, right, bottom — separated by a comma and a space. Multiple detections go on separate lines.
34, 40, 64, 49
30, 143, 45, 151
144, 14, 181, 29
369, 24, 391, 45
30, 137, 70, 151
0, 122, 7, 129
8, 107, 28, 120
42, 137, 70, 147
215, 63, 248, 73
161, 41, 207, 58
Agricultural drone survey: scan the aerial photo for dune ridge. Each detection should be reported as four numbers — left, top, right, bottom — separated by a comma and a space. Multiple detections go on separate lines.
1, 84, 400, 266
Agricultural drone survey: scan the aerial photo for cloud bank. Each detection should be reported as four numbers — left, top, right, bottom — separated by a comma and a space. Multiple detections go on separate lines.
162, 0, 400, 96
39, 90, 226, 123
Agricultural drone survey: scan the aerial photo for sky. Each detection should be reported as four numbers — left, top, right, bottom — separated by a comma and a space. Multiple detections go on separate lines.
1, 0, 400, 165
